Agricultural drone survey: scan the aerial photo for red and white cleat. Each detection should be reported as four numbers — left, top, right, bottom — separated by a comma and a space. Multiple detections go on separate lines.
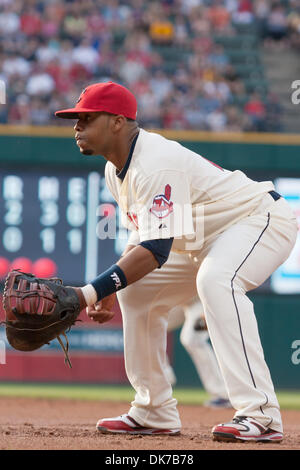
96, 414, 181, 435
212, 416, 283, 443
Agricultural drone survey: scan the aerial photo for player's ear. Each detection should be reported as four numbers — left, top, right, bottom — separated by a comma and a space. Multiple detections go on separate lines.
111, 114, 127, 133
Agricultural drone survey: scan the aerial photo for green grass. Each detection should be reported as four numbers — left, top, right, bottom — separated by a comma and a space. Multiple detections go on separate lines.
0, 383, 136, 402
0, 383, 299, 409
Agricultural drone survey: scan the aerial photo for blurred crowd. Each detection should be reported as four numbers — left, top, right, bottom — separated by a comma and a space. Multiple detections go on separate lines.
0, 0, 299, 132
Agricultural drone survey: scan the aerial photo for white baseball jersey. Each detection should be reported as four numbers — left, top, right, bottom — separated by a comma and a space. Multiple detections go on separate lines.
105, 128, 275, 252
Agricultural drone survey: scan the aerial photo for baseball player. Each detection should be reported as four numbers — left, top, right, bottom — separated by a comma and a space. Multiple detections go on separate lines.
55, 82, 297, 442
166, 291, 231, 408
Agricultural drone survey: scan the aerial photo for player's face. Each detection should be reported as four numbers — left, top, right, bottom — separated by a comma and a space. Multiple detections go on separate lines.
74, 112, 112, 156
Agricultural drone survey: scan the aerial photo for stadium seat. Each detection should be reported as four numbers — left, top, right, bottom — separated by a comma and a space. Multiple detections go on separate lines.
214, 34, 258, 49
226, 49, 261, 65
233, 64, 264, 79
244, 78, 269, 94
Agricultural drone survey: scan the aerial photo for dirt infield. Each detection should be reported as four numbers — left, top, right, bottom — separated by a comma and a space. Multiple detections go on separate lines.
0, 397, 299, 450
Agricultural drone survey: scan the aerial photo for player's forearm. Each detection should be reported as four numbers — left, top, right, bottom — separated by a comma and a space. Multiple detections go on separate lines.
80, 245, 158, 307
120, 243, 137, 258
117, 245, 159, 284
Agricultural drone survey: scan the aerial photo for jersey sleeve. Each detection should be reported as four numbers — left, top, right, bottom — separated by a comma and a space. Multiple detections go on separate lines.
140, 237, 173, 267
127, 230, 140, 246
133, 170, 195, 242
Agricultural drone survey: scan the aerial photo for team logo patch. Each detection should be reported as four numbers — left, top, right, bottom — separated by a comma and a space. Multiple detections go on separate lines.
150, 184, 173, 219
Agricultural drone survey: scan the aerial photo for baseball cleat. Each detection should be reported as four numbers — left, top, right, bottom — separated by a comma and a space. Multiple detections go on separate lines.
96, 414, 181, 435
212, 416, 283, 443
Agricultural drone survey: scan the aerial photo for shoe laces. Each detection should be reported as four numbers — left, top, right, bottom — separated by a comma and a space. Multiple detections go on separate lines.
232, 416, 248, 424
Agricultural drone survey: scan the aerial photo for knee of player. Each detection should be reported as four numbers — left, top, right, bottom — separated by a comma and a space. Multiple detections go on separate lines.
180, 322, 208, 349
196, 263, 228, 300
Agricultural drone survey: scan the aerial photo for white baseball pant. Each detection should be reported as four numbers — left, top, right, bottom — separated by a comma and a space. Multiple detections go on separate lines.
117, 194, 297, 432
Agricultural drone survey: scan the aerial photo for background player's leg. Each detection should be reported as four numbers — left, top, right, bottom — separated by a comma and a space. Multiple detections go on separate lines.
117, 252, 198, 430
180, 299, 229, 403
196, 197, 297, 432
165, 305, 185, 385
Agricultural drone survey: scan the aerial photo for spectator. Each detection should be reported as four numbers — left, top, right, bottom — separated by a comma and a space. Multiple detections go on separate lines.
162, 100, 188, 129
264, 92, 283, 132
119, 56, 147, 84
62, 7, 87, 39
244, 91, 266, 131
232, 0, 254, 24
225, 105, 250, 132
0, 3, 20, 35
254, 0, 270, 23
185, 101, 206, 130
287, 4, 300, 50
101, 0, 131, 28
57, 39, 75, 68
198, 89, 222, 115
264, 4, 289, 48
29, 97, 51, 125
149, 70, 173, 103
72, 38, 100, 73
36, 40, 59, 65
180, 0, 203, 16
207, 107, 227, 132
149, 18, 174, 44
26, 67, 56, 97
41, 2, 64, 39
206, 0, 231, 32
22, 37, 40, 63
20, 7, 42, 36
145, 1, 175, 44
8, 94, 31, 125
173, 14, 190, 46
3, 52, 31, 78
0, 0, 295, 132
229, 79, 249, 107
208, 44, 230, 70
137, 86, 162, 127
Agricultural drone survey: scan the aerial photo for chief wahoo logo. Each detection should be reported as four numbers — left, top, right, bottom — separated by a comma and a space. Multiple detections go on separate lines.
150, 184, 173, 219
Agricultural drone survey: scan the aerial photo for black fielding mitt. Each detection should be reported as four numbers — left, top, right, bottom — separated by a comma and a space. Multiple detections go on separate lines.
1, 270, 81, 367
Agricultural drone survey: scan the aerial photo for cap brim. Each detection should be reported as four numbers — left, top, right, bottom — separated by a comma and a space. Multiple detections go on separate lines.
55, 108, 99, 119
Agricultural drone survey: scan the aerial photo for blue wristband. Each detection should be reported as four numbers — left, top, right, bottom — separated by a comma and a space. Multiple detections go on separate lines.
91, 264, 127, 301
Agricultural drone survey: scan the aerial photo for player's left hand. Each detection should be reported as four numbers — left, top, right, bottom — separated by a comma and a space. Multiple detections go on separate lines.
86, 293, 116, 324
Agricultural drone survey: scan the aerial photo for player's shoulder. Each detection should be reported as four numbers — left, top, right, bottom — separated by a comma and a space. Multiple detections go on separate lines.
137, 128, 181, 152
135, 129, 190, 176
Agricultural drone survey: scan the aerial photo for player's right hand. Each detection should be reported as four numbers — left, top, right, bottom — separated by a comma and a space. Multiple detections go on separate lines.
86, 293, 116, 324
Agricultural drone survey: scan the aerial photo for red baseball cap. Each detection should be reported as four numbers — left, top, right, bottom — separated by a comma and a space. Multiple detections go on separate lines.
55, 82, 137, 120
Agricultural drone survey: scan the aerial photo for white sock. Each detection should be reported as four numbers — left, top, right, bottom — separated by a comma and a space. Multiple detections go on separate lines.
81, 284, 97, 306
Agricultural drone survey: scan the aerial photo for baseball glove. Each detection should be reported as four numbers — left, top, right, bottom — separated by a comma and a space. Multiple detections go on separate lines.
1, 270, 81, 368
